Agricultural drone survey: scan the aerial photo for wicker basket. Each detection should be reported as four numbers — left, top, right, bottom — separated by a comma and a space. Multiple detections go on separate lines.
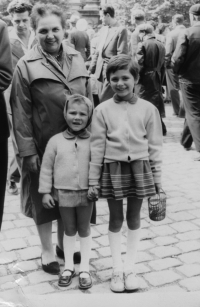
148, 189, 166, 221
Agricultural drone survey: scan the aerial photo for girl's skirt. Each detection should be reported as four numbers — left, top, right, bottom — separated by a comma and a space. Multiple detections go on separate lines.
100, 160, 156, 200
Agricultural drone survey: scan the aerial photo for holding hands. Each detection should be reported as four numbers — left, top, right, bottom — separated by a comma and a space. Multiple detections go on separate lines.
88, 186, 99, 201
42, 194, 55, 209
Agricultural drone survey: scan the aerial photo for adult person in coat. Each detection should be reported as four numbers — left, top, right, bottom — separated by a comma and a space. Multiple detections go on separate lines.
171, 4, 200, 160
5, 0, 36, 196
136, 24, 167, 136
88, 5, 128, 103
0, 20, 13, 230
130, 9, 146, 60
10, 3, 93, 274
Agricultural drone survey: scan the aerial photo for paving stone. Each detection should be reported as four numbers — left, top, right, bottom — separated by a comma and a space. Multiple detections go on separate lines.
0, 281, 18, 290
17, 213, 27, 219
13, 219, 35, 227
179, 276, 200, 291
138, 240, 155, 251
137, 276, 149, 289
91, 227, 101, 238
168, 211, 195, 222
144, 270, 182, 287
4, 204, 20, 214
91, 240, 100, 250
175, 240, 200, 253
17, 246, 41, 261
22, 282, 55, 295
141, 219, 150, 228
167, 197, 190, 205
149, 246, 181, 258
175, 264, 200, 278
2, 214, 16, 221
96, 269, 112, 282
0, 251, 17, 264
178, 251, 200, 264
95, 216, 105, 225
0, 275, 16, 290
1, 238, 27, 251
27, 235, 40, 246
192, 219, 200, 227
88, 281, 112, 293
27, 270, 58, 284
29, 226, 38, 235
170, 221, 199, 233
0, 233, 5, 241
135, 263, 151, 274
94, 224, 108, 235
147, 217, 173, 226
153, 236, 179, 246
136, 251, 154, 263
15, 275, 29, 287
94, 234, 126, 247
96, 208, 108, 216
150, 225, 177, 236
140, 229, 156, 240
4, 228, 31, 239
97, 244, 126, 257
8, 261, 39, 273
1, 221, 15, 230
147, 285, 186, 292
189, 209, 200, 218
91, 257, 112, 271
148, 258, 182, 271
176, 230, 200, 241
0, 265, 7, 277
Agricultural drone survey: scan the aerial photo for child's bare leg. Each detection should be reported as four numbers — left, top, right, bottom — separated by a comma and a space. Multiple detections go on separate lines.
125, 197, 143, 272
59, 207, 77, 274
108, 199, 124, 272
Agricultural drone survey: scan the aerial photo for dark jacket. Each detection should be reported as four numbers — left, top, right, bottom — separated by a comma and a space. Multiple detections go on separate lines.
70, 30, 90, 62
136, 35, 165, 117
171, 22, 200, 83
0, 20, 13, 141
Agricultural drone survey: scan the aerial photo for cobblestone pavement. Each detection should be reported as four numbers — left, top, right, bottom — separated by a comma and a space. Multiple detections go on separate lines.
1, 104, 200, 304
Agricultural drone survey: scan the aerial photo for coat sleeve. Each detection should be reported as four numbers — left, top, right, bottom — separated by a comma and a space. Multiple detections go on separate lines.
89, 107, 107, 186
39, 137, 57, 194
146, 107, 163, 184
10, 63, 38, 158
117, 27, 128, 55
86, 35, 91, 60
136, 43, 145, 77
0, 21, 13, 92
165, 34, 174, 68
171, 30, 188, 74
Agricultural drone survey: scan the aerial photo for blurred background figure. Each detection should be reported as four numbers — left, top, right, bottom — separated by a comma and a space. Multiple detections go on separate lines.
130, 8, 145, 59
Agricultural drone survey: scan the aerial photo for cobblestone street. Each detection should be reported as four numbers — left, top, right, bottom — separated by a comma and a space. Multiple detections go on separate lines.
1, 104, 200, 306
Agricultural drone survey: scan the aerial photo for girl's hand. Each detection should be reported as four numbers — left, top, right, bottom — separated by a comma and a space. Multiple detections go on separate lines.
88, 186, 99, 201
23, 154, 41, 173
155, 183, 162, 194
42, 194, 55, 209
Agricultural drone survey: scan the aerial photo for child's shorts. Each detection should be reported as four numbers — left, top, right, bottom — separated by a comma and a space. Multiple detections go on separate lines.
53, 189, 92, 207
100, 160, 156, 200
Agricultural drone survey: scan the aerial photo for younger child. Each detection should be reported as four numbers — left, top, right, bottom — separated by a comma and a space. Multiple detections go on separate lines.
88, 55, 163, 293
39, 94, 94, 290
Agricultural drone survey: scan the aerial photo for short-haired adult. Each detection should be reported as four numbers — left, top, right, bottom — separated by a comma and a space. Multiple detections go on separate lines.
0, 20, 13, 229
136, 24, 166, 136
130, 9, 145, 59
89, 5, 128, 102
10, 3, 93, 274
171, 4, 200, 160
5, 0, 36, 196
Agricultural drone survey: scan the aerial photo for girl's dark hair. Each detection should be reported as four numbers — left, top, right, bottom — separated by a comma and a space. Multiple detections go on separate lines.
106, 54, 140, 82
31, 3, 66, 31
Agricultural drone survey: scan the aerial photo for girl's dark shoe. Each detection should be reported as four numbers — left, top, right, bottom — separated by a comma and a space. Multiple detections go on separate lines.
58, 269, 76, 287
79, 272, 92, 290
56, 245, 81, 264
42, 261, 60, 275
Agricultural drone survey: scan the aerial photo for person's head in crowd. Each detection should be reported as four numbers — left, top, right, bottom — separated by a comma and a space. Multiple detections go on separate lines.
31, 3, 66, 56
7, 0, 32, 36
69, 14, 80, 29
148, 20, 157, 30
131, 9, 145, 26
189, 4, 200, 25
100, 5, 115, 26
137, 23, 154, 41
172, 14, 184, 28
156, 23, 168, 35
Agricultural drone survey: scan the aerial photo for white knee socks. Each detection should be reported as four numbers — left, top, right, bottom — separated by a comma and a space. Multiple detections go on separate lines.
108, 230, 123, 272
124, 227, 141, 272
80, 235, 91, 278
63, 233, 76, 274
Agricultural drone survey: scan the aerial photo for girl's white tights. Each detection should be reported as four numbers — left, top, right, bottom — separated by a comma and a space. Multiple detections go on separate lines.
108, 230, 123, 272
80, 235, 91, 278
124, 227, 141, 272
63, 233, 76, 276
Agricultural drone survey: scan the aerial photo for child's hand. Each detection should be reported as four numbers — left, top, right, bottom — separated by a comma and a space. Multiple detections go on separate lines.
42, 194, 55, 209
155, 183, 162, 195
88, 186, 99, 201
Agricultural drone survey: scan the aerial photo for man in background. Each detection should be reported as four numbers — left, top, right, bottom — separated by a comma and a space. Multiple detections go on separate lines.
130, 9, 145, 59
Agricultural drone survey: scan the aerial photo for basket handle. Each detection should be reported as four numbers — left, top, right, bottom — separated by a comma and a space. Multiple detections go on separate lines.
157, 188, 166, 199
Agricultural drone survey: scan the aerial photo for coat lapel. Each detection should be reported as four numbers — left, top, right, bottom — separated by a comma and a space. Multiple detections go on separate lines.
103, 27, 118, 51
10, 39, 24, 59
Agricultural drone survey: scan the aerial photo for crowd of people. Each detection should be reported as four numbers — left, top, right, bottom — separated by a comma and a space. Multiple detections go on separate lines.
0, 0, 200, 293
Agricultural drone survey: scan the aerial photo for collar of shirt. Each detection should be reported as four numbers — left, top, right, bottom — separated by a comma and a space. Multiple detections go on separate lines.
9, 27, 35, 53
63, 129, 90, 139
113, 93, 138, 104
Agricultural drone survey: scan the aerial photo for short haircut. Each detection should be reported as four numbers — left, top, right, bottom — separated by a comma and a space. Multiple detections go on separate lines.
132, 9, 145, 21
106, 54, 139, 82
173, 14, 184, 24
31, 3, 65, 31
100, 5, 115, 18
7, 0, 32, 16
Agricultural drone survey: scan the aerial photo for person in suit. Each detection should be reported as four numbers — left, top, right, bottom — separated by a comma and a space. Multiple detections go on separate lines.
130, 9, 146, 60
0, 20, 13, 229
88, 5, 128, 103
171, 4, 200, 159
5, 0, 35, 195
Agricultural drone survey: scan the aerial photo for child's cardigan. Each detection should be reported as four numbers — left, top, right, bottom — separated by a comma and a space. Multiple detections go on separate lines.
89, 96, 163, 186
39, 130, 91, 193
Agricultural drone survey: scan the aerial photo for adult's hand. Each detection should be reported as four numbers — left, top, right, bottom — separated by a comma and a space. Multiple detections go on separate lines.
155, 183, 162, 195
23, 154, 41, 173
